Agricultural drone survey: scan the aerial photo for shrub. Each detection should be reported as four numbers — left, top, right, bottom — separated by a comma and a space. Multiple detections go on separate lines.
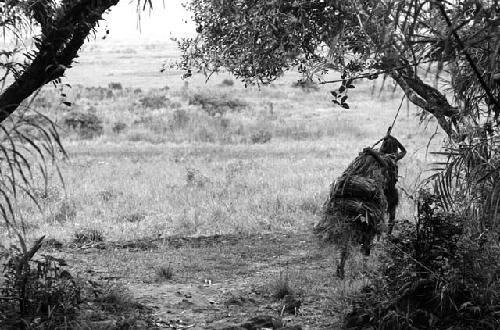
168, 109, 191, 129
0, 238, 81, 329
250, 128, 272, 144
112, 121, 127, 134
270, 271, 297, 303
98, 189, 122, 202
83, 86, 111, 101
155, 264, 174, 282
50, 199, 77, 224
220, 79, 234, 86
169, 101, 182, 109
126, 129, 165, 144
169, 109, 190, 129
122, 212, 146, 223
188, 92, 246, 116
345, 190, 500, 329
62, 111, 103, 139
139, 95, 168, 109
146, 118, 169, 134
186, 168, 209, 187
133, 114, 155, 125
73, 228, 104, 245
108, 82, 123, 90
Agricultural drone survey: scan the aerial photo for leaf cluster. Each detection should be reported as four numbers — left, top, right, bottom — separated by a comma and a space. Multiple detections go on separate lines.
0, 106, 64, 231
428, 127, 500, 230
330, 73, 355, 109
178, 0, 349, 85
345, 190, 500, 330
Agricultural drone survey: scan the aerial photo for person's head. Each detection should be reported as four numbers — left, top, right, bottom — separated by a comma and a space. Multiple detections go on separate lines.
379, 135, 399, 154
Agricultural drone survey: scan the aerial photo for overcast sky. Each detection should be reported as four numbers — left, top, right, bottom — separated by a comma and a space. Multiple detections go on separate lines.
96, 0, 196, 44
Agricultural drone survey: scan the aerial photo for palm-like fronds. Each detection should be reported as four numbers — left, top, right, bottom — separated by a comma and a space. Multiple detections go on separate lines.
0, 100, 65, 232
428, 129, 500, 229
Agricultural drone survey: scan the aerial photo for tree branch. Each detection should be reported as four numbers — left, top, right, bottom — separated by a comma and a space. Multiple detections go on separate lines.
27, 0, 54, 36
0, 0, 120, 124
390, 62, 459, 138
437, 3, 500, 120
347, 0, 460, 139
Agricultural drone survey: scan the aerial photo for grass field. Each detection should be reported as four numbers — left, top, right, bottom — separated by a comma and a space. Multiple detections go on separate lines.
14, 70, 442, 244
3, 41, 445, 328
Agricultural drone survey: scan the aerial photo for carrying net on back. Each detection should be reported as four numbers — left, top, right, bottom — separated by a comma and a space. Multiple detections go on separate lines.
314, 149, 398, 254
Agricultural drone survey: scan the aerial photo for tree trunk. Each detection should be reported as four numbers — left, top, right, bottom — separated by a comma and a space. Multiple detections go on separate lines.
0, 0, 120, 123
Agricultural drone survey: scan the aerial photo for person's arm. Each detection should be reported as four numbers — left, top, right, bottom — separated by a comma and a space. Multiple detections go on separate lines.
394, 137, 406, 161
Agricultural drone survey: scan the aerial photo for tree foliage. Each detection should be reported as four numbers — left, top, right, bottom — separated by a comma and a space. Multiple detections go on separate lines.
182, 0, 500, 229
181, 0, 499, 137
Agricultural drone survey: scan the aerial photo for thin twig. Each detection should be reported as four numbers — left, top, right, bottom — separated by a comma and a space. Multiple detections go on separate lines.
319, 59, 434, 85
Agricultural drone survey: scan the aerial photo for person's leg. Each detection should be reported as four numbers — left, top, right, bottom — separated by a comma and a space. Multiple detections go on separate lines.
386, 187, 399, 235
388, 202, 396, 235
337, 242, 349, 279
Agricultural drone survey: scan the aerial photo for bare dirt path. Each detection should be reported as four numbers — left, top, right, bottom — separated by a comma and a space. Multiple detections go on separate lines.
49, 232, 367, 329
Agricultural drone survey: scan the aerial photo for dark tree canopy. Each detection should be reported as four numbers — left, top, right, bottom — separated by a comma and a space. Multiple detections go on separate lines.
181, 0, 500, 140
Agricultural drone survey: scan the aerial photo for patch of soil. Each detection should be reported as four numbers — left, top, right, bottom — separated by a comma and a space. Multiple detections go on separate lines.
51, 232, 354, 329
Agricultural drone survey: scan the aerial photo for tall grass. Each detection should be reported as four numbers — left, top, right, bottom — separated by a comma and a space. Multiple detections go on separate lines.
3, 73, 443, 244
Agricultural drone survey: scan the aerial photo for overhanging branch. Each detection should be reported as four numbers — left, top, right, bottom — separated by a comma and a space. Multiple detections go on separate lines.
389, 59, 460, 139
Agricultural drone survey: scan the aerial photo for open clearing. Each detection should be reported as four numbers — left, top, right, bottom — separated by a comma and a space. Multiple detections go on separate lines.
48, 232, 381, 329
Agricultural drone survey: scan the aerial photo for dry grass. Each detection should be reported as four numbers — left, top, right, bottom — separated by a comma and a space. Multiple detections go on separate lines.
2, 71, 443, 245
2, 41, 443, 249
0, 40, 448, 329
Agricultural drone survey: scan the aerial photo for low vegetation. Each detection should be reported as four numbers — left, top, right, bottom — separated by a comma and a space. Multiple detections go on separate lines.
62, 111, 103, 139
271, 272, 294, 299
345, 191, 500, 329
0, 238, 80, 328
188, 91, 247, 116
154, 264, 175, 282
73, 228, 104, 245
1, 72, 437, 242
